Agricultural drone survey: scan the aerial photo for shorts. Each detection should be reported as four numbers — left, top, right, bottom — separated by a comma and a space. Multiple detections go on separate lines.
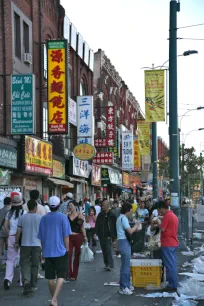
45, 252, 68, 279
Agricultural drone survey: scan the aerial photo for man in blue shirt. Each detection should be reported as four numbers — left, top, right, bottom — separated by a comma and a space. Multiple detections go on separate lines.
38, 196, 71, 306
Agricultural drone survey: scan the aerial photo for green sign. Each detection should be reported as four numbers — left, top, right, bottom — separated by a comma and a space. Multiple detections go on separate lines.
101, 167, 110, 185
48, 40, 66, 49
0, 169, 10, 185
0, 144, 17, 169
108, 129, 120, 157
11, 74, 35, 134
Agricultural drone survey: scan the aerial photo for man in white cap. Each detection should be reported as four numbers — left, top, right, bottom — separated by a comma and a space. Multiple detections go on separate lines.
38, 196, 72, 306
58, 192, 73, 215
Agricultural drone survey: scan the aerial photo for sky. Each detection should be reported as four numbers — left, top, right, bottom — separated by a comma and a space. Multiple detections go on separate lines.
61, 0, 204, 154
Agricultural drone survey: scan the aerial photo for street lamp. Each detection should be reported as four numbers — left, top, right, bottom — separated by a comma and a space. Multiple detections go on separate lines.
184, 128, 204, 144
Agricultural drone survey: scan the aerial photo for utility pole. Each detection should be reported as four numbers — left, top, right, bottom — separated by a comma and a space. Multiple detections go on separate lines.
169, 0, 185, 247
152, 122, 158, 199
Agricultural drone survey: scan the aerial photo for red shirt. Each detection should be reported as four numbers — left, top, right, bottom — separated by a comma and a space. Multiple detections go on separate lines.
161, 210, 179, 247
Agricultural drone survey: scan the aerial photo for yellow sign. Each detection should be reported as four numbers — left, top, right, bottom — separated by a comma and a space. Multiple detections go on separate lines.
145, 70, 165, 122
123, 172, 130, 187
137, 121, 150, 155
73, 143, 96, 161
47, 40, 68, 134
25, 136, 53, 175
134, 139, 141, 171
52, 160, 65, 179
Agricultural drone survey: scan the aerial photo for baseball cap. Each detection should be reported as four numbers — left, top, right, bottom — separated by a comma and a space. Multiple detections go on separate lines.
48, 196, 60, 208
67, 192, 73, 199
10, 191, 20, 199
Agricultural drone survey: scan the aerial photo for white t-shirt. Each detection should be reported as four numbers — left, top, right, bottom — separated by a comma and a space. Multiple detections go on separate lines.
152, 209, 158, 218
44, 205, 51, 214
5, 209, 27, 235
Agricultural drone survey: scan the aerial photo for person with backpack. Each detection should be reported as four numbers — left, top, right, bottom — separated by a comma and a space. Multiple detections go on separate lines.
58, 192, 73, 215
3, 194, 26, 290
0, 197, 11, 266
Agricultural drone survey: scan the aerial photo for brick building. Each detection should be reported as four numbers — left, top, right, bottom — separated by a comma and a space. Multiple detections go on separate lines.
0, 0, 94, 203
158, 136, 168, 160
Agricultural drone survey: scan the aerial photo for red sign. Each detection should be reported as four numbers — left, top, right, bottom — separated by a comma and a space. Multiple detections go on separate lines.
93, 152, 114, 165
106, 106, 115, 147
94, 106, 115, 148
95, 138, 106, 148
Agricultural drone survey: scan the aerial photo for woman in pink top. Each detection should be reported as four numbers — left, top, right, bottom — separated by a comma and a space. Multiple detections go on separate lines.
85, 207, 97, 254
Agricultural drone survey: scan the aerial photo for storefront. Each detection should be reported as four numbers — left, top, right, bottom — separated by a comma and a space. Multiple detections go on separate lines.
67, 157, 90, 202
101, 167, 122, 199
91, 164, 101, 201
46, 159, 73, 200
11, 136, 53, 203
0, 142, 19, 208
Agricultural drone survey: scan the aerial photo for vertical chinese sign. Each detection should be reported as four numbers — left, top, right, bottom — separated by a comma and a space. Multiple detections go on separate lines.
47, 40, 68, 134
134, 137, 141, 171
137, 121, 150, 155
122, 131, 133, 170
106, 106, 115, 147
145, 70, 165, 122
77, 96, 94, 145
11, 74, 35, 135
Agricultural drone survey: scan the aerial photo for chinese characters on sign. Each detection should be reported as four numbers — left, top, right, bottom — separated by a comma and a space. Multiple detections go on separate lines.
11, 74, 35, 135
109, 129, 120, 157
73, 143, 96, 161
122, 172, 130, 188
77, 96, 94, 145
137, 121, 150, 155
69, 98, 77, 126
93, 152, 114, 165
73, 156, 89, 178
122, 132, 133, 170
47, 40, 68, 134
25, 136, 53, 175
94, 106, 115, 148
134, 138, 141, 171
52, 160, 65, 179
106, 106, 115, 147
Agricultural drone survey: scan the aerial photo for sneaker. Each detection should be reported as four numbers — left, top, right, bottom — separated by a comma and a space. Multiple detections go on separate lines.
23, 282, 31, 296
4, 279, 10, 290
105, 266, 112, 271
129, 285, 134, 291
30, 287, 37, 293
119, 287, 133, 295
37, 273, 45, 279
64, 278, 70, 283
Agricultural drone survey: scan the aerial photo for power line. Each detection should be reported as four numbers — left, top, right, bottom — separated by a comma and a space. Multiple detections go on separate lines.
178, 37, 204, 41
177, 23, 204, 30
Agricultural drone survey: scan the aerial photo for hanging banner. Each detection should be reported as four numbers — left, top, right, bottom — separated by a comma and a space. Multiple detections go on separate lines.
122, 131, 133, 170
47, 40, 68, 134
69, 98, 77, 126
145, 70, 165, 122
93, 152, 114, 165
134, 137, 141, 171
123, 172, 130, 188
73, 157, 89, 178
77, 96, 94, 145
137, 121, 150, 155
11, 74, 36, 135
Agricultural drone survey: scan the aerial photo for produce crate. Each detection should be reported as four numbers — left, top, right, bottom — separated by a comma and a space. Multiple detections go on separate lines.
130, 259, 162, 288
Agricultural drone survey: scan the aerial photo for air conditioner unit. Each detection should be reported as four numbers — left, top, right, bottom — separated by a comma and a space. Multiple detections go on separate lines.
24, 53, 32, 65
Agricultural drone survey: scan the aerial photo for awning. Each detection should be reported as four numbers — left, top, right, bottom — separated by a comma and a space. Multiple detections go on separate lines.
48, 178, 74, 188
67, 176, 87, 184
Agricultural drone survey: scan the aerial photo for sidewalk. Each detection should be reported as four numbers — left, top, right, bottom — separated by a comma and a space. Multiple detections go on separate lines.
0, 249, 195, 306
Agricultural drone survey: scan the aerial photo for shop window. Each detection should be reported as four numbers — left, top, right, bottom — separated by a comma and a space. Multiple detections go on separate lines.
14, 13, 21, 59
80, 78, 87, 96
23, 21, 29, 53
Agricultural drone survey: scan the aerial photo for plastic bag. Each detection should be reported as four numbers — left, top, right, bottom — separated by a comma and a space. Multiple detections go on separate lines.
172, 301, 198, 306
193, 263, 204, 274
178, 278, 204, 299
80, 243, 94, 263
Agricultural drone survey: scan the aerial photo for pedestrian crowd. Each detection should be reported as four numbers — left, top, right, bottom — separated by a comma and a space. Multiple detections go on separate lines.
0, 190, 178, 305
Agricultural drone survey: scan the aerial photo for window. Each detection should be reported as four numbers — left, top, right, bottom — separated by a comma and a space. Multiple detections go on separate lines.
80, 79, 86, 96
23, 21, 29, 53
14, 13, 21, 59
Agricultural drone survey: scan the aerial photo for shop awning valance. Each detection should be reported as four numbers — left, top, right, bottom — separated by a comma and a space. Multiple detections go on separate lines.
48, 178, 74, 188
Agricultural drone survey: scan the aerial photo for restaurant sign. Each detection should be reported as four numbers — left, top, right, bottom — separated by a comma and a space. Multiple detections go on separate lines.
73, 143, 96, 161
52, 160, 65, 179
25, 136, 53, 175
0, 144, 17, 169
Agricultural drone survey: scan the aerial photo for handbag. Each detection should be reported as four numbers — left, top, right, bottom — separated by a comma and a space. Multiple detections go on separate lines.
121, 217, 134, 245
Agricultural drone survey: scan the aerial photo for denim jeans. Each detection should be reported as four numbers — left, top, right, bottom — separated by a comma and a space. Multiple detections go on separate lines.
162, 247, 178, 288
117, 239, 131, 289
99, 237, 114, 268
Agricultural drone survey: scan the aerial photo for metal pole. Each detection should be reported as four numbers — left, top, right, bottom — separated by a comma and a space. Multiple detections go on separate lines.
152, 122, 158, 198
169, 0, 185, 247
200, 153, 203, 198
181, 143, 185, 197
